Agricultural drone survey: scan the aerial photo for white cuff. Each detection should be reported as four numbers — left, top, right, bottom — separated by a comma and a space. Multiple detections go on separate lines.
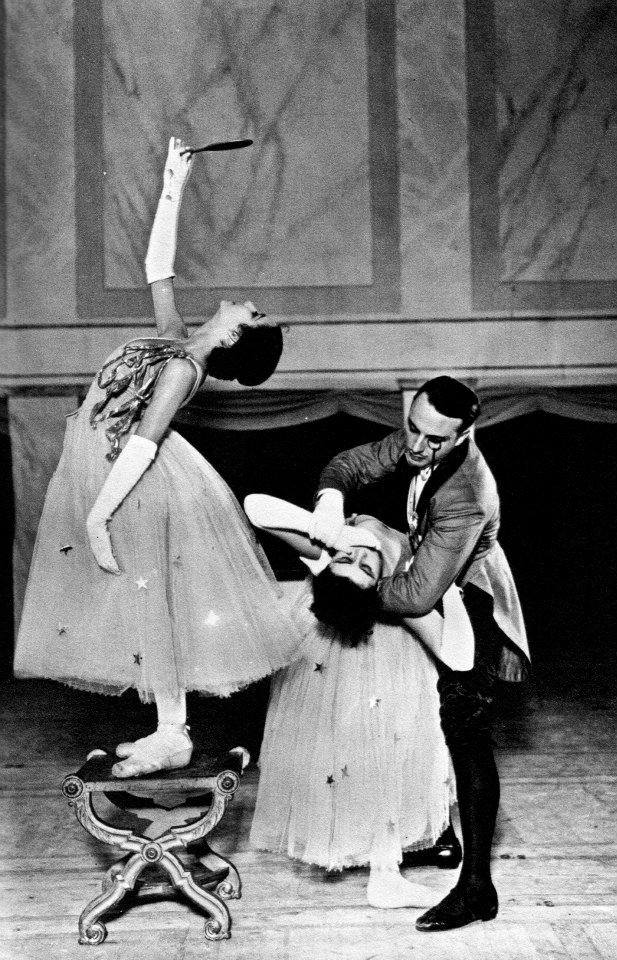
316, 488, 345, 509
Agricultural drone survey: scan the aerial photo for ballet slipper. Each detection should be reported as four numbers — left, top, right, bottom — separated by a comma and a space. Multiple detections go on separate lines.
366, 870, 435, 909
111, 725, 193, 778
115, 718, 191, 758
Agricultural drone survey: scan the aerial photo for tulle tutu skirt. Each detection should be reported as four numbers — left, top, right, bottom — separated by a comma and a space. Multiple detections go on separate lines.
250, 583, 454, 870
14, 390, 302, 701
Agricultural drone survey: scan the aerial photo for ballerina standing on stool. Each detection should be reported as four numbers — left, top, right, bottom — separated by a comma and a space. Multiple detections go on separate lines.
14, 137, 302, 777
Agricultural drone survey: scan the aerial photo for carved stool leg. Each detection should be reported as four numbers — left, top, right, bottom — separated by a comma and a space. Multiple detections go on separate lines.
79, 853, 146, 945
64, 764, 243, 944
192, 840, 242, 900
102, 855, 131, 893
160, 851, 231, 941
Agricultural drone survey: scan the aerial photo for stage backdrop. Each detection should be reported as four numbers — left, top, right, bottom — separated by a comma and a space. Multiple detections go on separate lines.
1, 0, 616, 392
1, 0, 616, 624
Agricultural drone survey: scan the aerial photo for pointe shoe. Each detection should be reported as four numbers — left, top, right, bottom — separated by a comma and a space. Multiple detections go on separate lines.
111, 725, 193, 778
115, 723, 192, 759
366, 871, 435, 909
415, 884, 498, 931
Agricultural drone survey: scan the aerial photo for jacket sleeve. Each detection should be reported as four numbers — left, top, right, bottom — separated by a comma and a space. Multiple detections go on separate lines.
377, 494, 486, 616
317, 430, 406, 500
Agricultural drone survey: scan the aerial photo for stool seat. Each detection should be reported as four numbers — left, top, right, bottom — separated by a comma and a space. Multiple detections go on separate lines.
62, 747, 246, 945
67, 746, 245, 798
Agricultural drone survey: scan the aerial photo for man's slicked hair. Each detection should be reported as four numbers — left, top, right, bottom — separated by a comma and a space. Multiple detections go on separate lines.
416, 376, 480, 432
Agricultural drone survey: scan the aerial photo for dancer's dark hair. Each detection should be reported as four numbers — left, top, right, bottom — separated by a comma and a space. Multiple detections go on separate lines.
310, 567, 380, 646
208, 325, 283, 386
417, 376, 480, 432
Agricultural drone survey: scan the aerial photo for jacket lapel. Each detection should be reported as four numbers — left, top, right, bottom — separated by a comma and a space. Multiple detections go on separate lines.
416, 439, 470, 526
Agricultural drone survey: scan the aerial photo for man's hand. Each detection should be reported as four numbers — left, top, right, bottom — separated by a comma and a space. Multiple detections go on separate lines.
307, 489, 345, 549
332, 525, 381, 553
162, 136, 194, 200
86, 515, 121, 574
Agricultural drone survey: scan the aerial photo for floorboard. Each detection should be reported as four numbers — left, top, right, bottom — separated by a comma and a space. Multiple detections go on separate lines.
0, 678, 615, 959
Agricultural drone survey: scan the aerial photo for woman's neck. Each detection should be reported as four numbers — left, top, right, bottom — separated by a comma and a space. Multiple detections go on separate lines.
184, 328, 215, 364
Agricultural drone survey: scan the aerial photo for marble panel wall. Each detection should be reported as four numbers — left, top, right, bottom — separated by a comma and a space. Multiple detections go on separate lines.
5, 0, 75, 325
498, 0, 617, 285
468, 0, 617, 309
103, 0, 373, 289
76, 0, 401, 317
0, 2, 5, 317
396, 0, 472, 316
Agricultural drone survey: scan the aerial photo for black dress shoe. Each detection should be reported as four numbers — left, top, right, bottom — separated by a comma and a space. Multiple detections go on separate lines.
402, 825, 462, 870
415, 885, 498, 932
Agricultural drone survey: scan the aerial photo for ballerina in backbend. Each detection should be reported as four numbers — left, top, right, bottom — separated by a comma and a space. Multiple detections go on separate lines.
244, 495, 472, 909
14, 138, 303, 777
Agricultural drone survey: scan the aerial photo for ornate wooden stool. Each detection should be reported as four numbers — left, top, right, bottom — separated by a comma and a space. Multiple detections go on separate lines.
62, 748, 245, 945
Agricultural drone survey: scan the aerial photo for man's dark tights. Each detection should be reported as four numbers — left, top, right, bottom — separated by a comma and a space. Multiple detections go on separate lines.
448, 735, 499, 892
438, 618, 501, 896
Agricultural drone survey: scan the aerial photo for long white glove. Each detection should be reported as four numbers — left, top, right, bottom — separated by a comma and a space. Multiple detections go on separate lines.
307, 488, 346, 549
245, 493, 379, 553
87, 435, 157, 573
144, 137, 193, 285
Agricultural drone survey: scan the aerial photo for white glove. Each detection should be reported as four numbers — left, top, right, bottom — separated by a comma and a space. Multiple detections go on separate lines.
144, 137, 194, 285
87, 435, 157, 573
307, 489, 345, 549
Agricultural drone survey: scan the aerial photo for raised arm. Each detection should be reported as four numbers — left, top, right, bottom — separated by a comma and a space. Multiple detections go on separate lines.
245, 494, 324, 562
144, 137, 194, 340
244, 493, 381, 574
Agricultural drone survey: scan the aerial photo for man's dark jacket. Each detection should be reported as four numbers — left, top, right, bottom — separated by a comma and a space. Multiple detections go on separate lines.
319, 429, 529, 681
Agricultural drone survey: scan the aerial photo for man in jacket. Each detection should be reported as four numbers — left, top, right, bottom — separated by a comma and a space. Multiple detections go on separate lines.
309, 376, 529, 931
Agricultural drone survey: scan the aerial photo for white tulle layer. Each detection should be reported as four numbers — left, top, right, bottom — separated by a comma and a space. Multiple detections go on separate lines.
250, 582, 455, 871
14, 384, 303, 702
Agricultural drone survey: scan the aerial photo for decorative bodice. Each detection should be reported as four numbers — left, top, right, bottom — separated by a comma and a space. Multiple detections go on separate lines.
89, 338, 205, 461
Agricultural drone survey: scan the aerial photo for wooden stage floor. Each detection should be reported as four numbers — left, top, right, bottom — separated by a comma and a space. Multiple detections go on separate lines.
1, 674, 616, 960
